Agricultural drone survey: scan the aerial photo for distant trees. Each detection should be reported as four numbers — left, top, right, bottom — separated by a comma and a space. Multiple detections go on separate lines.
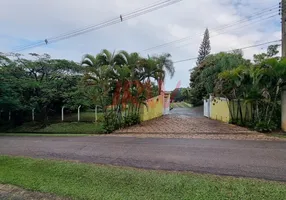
189, 28, 211, 106
196, 28, 211, 66
170, 88, 191, 102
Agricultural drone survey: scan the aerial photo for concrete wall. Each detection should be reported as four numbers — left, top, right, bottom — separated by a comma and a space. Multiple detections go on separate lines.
210, 97, 230, 123
140, 94, 164, 121
208, 96, 252, 123
229, 100, 252, 121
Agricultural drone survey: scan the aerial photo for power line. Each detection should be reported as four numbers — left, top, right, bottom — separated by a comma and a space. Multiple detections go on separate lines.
12, 0, 182, 52
142, 4, 279, 52
173, 40, 282, 64
173, 57, 197, 63
211, 5, 279, 32
174, 13, 278, 49
14, 0, 181, 51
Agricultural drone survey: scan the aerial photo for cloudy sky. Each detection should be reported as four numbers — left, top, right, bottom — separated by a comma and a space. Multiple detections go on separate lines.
0, 0, 281, 90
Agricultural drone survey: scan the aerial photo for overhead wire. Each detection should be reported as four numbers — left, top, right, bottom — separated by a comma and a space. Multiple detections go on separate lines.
142, 4, 279, 52
174, 12, 278, 49
12, 0, 182, 52
173, 39, 282, 64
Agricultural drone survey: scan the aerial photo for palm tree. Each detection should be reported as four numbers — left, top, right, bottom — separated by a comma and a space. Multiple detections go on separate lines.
95, 49, 128, 67
152, 53, 175, 94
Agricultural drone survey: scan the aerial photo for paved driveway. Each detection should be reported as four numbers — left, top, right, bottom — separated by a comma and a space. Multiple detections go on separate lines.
116, 107, 253, 134
170, 106, 204, 117
0, 136, 286, 181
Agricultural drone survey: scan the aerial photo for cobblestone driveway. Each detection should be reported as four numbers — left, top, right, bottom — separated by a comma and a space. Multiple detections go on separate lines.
116, 106, 253, 134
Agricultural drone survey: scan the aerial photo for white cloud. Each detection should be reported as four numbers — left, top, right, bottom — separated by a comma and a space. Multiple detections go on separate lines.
0, 0, 280, 90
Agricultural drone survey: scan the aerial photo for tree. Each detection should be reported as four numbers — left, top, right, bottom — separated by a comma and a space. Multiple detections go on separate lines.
188, 29, 211, 105
216, 58, 286, 131
0, 53, 86, 125
151, 53, 175, 94
189, 52, 250, 106
81, 50, 175, 132
253, 45, 280, 64
196, 28, 211, 66
95, 49, 128, 67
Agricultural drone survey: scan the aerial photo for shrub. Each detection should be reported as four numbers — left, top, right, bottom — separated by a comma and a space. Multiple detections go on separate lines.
103, 111, 140, 133
102, 112, 121, 133
254, 121, 278, 133
123, 113, 140, 127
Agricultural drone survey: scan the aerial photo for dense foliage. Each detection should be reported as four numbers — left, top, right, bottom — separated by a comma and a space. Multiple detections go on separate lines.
216, 57, 285, 132
0, 50, 175, 133
189, 51, 250, 105
189, 45, 284, 132
0, 53, 89, 125
170, 87, 191, 103
82, 50, 175, 133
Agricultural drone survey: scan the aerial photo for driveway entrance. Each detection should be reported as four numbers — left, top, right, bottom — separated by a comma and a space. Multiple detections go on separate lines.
116, 106, 252, 134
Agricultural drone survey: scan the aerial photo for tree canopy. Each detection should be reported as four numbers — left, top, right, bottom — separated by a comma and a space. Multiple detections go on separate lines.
0, 50, 175, 130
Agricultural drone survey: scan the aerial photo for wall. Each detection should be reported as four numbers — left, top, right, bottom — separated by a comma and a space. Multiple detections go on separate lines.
203, 99, 210, 118
140, 94, 164, 121
208, 96, 252, 123
163, 93, 171, 115
210, 97, 230, 123
229, 100, 252, 121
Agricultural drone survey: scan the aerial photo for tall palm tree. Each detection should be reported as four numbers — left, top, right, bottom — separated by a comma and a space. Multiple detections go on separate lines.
96, 49, 128, 67
152, 53, 175, 94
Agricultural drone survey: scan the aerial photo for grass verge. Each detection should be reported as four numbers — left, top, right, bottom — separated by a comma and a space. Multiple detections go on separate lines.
266, 133, 286, 139
0, 133, 91, 137
0, 156, 286, 200
171, 101, 192, 108
39, 122, 104, 133
4, 122, 104, 134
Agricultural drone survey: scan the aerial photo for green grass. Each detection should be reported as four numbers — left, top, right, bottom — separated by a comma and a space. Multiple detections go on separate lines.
4, 121, 104, 134
0, 156, 286, 200
266, 133, 286, 139
0, 133, 91, 137
171, 101, 193, 108
64, 112, 104, 122
38, 122, 104, 134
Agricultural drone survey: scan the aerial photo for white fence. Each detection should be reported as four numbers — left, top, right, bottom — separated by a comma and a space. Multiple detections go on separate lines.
203, 98, 210, 118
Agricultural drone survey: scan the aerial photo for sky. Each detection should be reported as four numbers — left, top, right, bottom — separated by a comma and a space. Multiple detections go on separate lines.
0, 0, 281, 90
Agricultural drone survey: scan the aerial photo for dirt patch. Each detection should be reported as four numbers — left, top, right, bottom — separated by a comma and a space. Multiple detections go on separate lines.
0, 184, 68, 200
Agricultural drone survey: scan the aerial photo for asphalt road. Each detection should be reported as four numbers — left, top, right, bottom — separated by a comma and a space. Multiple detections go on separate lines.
1, 136, 286, 181
170, 106, 204, 117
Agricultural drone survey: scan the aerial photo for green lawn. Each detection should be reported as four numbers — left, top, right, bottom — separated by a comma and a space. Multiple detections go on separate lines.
0, 156, 285, 200
39, 122, 104, 134
171, 101, 193, 108
4, 121, 104, 134
266, 133, 286, 139
64, 112, 104, 122
0, 133, 92, 137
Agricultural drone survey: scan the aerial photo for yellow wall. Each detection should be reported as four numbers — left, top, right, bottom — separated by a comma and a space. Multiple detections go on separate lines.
140, 94, 164, 121
229, 100, 252, 121
210, 97, 253, 123
210, 97, 230, 123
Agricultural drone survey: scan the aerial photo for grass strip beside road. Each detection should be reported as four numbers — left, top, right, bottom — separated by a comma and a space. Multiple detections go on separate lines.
0, 156, 286, 200
0, 133, 91, 137
4, 122, 104, 134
